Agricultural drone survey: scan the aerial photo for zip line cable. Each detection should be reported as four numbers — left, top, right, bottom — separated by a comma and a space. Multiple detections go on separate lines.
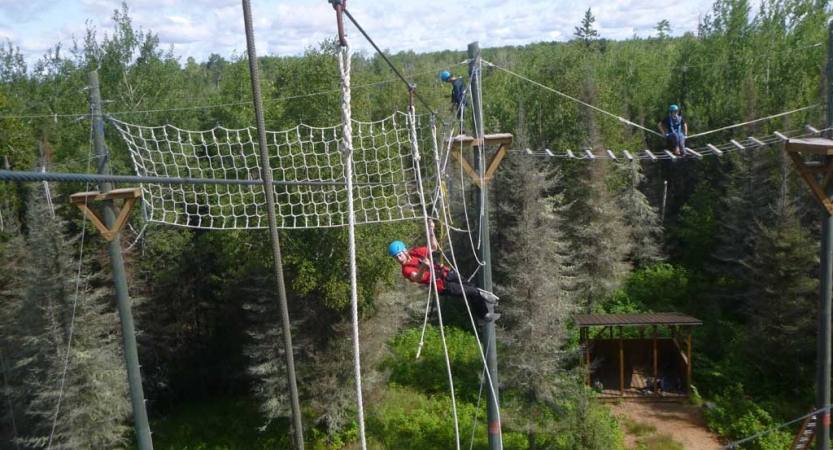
687, 105, 821, 138
483, 59, 665, 138
341, 8, 441, 116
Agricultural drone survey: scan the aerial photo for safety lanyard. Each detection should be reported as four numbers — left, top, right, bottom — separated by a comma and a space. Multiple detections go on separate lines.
669, 114, 681, 133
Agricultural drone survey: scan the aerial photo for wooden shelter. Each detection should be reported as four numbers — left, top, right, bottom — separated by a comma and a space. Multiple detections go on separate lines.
575, 313, 702, 400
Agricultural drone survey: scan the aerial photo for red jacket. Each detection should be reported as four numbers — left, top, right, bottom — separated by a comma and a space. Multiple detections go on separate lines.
401, 247, 449, 293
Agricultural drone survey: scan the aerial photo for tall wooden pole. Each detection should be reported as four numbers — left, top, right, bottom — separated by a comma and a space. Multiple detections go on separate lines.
469, 41, 501, 450
88, 71, 153, 450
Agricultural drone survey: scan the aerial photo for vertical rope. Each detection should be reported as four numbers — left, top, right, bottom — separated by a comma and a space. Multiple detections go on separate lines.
410, 101, 461, 450
338, 45, 368, 450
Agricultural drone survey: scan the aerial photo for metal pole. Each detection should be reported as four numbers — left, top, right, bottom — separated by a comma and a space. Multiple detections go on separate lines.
87, 71, 153, 450
817, 20, 833, 450
469, 41, 501, 450
240, 2, 304, 448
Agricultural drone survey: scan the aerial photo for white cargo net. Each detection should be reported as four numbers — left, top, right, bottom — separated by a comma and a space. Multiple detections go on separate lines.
111, 112, 438, 229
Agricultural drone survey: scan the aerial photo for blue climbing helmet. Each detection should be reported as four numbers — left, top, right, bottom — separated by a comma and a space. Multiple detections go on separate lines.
440, 70, 451, 82
669, 104, 679, 112
388, 241, 406, 257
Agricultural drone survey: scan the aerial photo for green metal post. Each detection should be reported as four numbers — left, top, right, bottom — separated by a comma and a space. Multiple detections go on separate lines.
240, 1, 305, 448
469, 41, 501, 450
817, 20, 833, 450
88, 70, 153, 450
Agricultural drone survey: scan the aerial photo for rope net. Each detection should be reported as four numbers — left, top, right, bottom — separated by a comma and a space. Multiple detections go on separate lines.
111, 113, 438, 229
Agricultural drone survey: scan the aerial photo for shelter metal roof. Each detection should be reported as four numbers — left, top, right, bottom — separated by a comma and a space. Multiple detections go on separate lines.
573, 312, 702, 327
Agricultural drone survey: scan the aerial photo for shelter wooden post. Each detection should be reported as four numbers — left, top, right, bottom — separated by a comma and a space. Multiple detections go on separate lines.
687, 327, 693, 396
619, 326, 625, 397
653, 325, 658, 394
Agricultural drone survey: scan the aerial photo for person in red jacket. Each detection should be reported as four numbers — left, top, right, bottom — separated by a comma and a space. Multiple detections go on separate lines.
388, 220, 499, 323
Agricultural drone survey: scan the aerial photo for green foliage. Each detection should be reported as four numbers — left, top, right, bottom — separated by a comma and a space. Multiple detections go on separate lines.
383, 326, 483, 402
622, 263, 691, 311
150, 397, 292, 450
703, 384, 793, 450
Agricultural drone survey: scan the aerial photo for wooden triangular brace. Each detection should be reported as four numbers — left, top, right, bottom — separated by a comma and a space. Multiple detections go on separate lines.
446, 133, 514, 189
69, 187, 142, 242
785, 138, 833, 214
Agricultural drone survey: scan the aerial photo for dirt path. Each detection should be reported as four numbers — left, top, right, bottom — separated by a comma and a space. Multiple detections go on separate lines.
607, 401, 723, 450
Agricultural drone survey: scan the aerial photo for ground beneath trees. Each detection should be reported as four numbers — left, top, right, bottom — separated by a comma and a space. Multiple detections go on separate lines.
607, 401, 723, 450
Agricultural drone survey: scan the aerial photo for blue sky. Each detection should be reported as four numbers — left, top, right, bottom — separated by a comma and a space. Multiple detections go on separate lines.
0, 0, 711, 67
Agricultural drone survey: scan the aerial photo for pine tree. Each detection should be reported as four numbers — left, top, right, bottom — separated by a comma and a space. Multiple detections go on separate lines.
6, 186, 130, 449
616, 162, 663, 267
573, 8, 600, 49
493, 123, 578, 446
742, 156, 817, 397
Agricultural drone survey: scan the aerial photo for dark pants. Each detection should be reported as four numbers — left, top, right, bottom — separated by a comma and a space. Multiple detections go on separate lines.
441, 270, 488, 317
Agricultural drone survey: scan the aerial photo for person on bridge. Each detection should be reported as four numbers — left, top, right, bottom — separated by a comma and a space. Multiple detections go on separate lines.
658, 104, 689, 156
389, 219, 498, 324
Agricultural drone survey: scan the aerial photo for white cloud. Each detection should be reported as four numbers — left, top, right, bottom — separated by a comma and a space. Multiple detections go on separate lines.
2, 0, 712, 67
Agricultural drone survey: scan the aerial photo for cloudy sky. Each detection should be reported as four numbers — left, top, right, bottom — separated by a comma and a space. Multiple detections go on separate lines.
0, 0, 712, 66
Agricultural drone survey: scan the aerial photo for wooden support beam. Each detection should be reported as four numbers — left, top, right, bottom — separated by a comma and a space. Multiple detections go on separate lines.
544, 149, 554, 158
707, 143, 724, 156
644, 150, 657, 162
785, 137, 833, 155
663, 150, 678, 160
450, 148, 481, 189
806, 125, 821, 135
446, 133, 514, 149
687, 327, 693, 397
749, 136, 766, 147
69, 187, 142, 242
484, 144, 507, 180
774, 131, 789, 141
787, 150, 833, 215
653, 325, 658, 394
623, 150, 634, 161
731, 139, 745, 151
566, 150, 575, 159
585, 149, 596, 161
619, 326, 624, 397
686, 147, 703, 159
606, 150, 617, 160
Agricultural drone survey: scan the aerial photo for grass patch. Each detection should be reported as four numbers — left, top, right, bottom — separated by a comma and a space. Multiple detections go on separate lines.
621, 416, 657, 437
638, 432, 685, 450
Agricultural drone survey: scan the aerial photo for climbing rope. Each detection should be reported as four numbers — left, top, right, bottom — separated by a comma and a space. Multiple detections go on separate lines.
408, 91, 462, 450
337, 43, 369, 450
